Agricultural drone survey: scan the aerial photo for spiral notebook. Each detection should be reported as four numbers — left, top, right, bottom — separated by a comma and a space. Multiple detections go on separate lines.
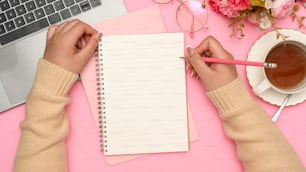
96, 32, 189, 156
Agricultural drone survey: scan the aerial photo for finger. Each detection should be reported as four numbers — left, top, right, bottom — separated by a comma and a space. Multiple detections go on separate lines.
185, 60, 198, 78
186, 62, 191, 71
187, 46, 211, 79
196, 36, 233, 59
58, 19, 81, 33
77, 38, 83, 49
79, 35, 92, 49
76, 34, 97, 49
77, 32, 101, 62
83, 34, 92, 44
190, 68, 199, 78
55, 20, 71, 33
67, 21, 98, 44
46, 25, 58, 40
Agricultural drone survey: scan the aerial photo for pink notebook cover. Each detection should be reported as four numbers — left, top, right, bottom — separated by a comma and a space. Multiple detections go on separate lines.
80, 5, 199, 165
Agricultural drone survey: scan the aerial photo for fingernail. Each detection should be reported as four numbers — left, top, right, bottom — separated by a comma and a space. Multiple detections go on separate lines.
186, 63, 190, 71
93, 32, 102, 42
186, 45, 192, 49
186, 45, 192, 55
190, 70, 194, 77
186, 46, 195, 58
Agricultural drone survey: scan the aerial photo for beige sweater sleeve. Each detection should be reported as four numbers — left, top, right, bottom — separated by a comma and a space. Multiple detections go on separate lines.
207, 77, 305, 172
13, 59, 305, 172
13, 59, 78, 172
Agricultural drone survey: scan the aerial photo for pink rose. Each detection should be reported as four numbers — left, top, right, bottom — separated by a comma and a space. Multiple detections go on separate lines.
209, 0, 240, 18
209, 0, 222, 14
271, 0, 295, 17
219, 5, 240, 17
228, 0, 250, 11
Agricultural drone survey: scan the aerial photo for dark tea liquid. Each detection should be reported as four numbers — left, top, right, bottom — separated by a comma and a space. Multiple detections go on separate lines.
265, 42, 306, 90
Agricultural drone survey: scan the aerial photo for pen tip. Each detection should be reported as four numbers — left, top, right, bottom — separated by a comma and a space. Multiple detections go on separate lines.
266, 62, 278, 68
271, 63, 277, 68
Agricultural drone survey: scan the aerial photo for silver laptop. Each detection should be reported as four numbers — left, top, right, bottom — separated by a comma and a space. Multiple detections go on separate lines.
0, 0, 127, 113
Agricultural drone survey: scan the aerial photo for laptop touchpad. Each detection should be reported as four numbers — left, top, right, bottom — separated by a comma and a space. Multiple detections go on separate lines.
0, 80, 11, 112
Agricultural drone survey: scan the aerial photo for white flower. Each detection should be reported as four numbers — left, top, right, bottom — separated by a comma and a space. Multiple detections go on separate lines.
265, 0, 273, 9
272, 0, 290, 9
259, 17, 272, 29
271, 0, 295, 17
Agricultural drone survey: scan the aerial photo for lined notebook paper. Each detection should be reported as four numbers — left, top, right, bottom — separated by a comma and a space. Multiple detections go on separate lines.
97, 32, 188, 156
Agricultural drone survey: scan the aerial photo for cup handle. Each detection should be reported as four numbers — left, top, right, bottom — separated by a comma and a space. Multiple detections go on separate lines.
254, 79, 271, 95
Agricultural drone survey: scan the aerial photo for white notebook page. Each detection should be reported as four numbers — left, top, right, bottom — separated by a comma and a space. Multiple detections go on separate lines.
98, 32, 188, 155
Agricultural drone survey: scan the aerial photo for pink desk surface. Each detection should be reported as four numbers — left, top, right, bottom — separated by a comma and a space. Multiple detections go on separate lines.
1, 1, 305, 172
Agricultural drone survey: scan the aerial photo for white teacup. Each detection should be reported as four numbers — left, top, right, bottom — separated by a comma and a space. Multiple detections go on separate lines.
254, 41, 306, 95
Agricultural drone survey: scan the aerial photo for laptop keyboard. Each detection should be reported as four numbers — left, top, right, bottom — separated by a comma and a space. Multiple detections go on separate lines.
0, 0, 102, 45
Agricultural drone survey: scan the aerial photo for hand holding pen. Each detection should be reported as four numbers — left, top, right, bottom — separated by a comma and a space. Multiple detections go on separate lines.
185, 36, 239, 92
181, 56, 277, 68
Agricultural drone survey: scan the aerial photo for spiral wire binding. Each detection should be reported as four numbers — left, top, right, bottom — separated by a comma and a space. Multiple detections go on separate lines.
96, 40, 108, 153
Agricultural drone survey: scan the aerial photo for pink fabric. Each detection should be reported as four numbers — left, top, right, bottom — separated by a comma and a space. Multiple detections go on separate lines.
0, 1, 305, 172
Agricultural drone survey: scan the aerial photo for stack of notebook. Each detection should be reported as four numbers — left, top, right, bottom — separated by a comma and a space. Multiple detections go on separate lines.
80, 6, 199, 165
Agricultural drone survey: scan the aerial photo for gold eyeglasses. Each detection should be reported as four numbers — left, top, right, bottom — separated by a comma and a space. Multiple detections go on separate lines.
153, 0, 208, 38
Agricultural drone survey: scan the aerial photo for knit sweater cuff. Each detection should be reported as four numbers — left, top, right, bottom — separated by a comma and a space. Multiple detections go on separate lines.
32, 59, 78, 96
207, 77, 255, 117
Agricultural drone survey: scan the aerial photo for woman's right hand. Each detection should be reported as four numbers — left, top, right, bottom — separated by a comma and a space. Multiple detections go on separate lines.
186, 36, 238, 92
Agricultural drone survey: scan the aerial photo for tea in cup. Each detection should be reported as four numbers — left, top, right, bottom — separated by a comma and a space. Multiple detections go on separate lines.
254, 41, 306, 95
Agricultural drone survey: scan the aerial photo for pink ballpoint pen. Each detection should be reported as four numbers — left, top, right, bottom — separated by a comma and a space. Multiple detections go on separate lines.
179, 57, 277, 68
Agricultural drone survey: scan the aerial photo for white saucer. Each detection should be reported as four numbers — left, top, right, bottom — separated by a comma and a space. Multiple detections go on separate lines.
246, 28, 306, 106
